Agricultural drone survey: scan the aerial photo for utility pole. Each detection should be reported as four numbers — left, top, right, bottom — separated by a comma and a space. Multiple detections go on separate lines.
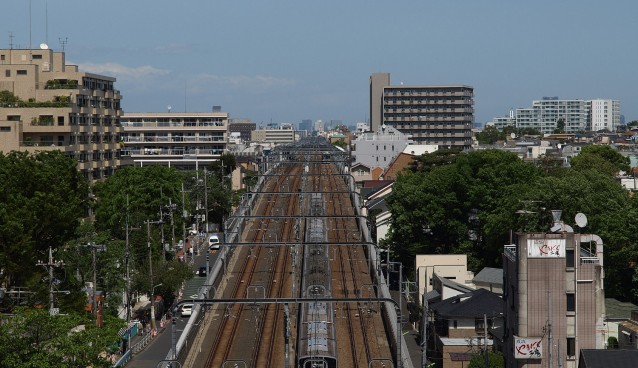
125, 194, 132, 349
36, 247, 64, 316
181, 182, 188, 254
204, 167, 209, 240
484, 314, 489, 368
145, 219, 162, 333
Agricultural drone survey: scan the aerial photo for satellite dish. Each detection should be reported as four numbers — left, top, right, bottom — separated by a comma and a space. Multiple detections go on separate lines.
575, 213, 588, 228
39, 43, 49, 50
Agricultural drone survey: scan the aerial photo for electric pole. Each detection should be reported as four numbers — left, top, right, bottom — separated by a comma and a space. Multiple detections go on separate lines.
36, 247, 64, 316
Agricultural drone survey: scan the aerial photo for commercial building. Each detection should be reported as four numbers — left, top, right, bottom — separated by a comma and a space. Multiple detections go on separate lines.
0, 48, 122, 182
369, 72, 474, 149
119, 112, 228, 169
228, 119, 255, 143
503, 211, 605, 368
251, 125, 295, 144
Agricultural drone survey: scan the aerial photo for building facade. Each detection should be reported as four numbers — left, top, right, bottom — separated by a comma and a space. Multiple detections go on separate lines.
351, 125, 411, 171
591, 99, 621, 132
369, 73, 474, 149
0, 48, 122, 182
503, 212, 605, 368
251, 126, 296, 144
489, 97, 621, 134
119, 112, 228, 169
228, 119, 256, 143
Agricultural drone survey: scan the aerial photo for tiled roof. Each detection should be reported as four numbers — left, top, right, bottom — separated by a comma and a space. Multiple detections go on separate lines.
431, 288, 503, 319
579, 349, 638, 368
473, 267, 503, 285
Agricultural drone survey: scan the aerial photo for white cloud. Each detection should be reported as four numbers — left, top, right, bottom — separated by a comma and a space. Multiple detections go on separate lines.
79, 62, 171, 79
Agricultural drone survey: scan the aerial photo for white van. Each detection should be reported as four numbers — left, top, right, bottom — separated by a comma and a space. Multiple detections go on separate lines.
208, 234, 220, 250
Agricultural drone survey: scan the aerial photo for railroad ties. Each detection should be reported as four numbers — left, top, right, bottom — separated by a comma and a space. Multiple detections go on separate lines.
180, 137, 396, 368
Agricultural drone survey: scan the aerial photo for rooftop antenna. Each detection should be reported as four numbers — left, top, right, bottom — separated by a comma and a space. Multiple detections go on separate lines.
29, 0, 32, 49
9, 32, 15, 50
45, 0, 48, 45
59, 37, 68, 52
184, 81, 187, 113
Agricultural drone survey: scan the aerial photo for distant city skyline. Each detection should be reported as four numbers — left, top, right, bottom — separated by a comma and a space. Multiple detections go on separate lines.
2, 0, 637, 125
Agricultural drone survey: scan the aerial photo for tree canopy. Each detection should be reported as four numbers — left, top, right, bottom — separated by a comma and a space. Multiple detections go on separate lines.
387, 148, 638, 303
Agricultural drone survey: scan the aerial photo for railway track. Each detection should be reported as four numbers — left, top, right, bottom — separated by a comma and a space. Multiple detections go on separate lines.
185, 140, 394, 368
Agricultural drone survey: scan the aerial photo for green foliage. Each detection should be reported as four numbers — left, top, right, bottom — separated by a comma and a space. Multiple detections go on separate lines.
0, 151, 88, 290
608, 336, 619, 349
387, 148, 638, 303
476, 125, 501, 144
570, 145, 630, 174
468, 351, 504, 368
0, 307, 125, 368
553, 118, 566, 134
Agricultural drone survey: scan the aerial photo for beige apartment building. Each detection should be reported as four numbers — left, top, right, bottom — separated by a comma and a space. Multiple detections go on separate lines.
369, 73, 474, 149
0, 48, 122, 182
120, 112, 229, 169
250, 126, 295, 144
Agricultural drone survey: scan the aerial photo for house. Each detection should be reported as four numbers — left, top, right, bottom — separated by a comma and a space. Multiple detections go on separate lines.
472, 267, 503, 295
428, 288, 504, 368
416, 254, 474, 306
578, 349, 638, 368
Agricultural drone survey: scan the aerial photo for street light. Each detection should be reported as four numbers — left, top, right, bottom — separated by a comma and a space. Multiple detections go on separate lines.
150, 283, 163, 333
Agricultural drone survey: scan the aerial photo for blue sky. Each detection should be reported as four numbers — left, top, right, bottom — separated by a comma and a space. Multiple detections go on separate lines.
3, 0, 637, 126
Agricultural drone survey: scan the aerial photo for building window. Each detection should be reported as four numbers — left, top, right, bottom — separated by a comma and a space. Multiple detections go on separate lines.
453, 320, 457, 329
567, 337, 575, 358
32, 54, 42, 60
17, 70, 27, 75
566, 249, 575, 268
5, 70, 9, 77
567, 293, 575, 312
0, 127, 10, 132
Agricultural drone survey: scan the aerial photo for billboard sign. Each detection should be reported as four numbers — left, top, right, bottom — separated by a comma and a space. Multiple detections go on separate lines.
527, 238, 565, 258
514, 336, 543, 359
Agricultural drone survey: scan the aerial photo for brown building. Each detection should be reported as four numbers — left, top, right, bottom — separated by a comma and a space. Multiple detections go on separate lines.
0, 48, 122, 182
503, 211, 606, 368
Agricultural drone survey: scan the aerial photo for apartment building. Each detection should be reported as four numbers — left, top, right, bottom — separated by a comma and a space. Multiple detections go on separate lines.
120, 112, 228, 169
0, 48, 122, 182
369, 73, 474, 149
489, 97, 621, 134
591, 99, 620, 132
503, 211, 605, 368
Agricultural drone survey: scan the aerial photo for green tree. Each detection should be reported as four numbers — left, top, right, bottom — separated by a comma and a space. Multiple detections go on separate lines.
0, 151, 88, 290
553, 118, 566, 134
476, 125, 502, 145
468, 351, 504, 368
0, 307, 125, 367
570, 145, 630, 174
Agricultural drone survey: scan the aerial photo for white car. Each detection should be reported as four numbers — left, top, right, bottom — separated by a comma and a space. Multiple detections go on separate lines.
208, 234, 220, 250
180, 303, 193, 317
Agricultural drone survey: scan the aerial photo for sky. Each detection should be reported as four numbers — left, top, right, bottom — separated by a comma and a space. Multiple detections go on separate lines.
2, 0, 638, 126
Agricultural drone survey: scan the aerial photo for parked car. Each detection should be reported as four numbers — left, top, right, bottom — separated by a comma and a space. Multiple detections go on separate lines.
197, 266, 207, 277
180, 303, 193, 317
208, 234, 220, 250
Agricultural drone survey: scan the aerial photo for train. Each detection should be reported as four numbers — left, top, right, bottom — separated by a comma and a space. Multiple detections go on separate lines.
296, 193, 338, 368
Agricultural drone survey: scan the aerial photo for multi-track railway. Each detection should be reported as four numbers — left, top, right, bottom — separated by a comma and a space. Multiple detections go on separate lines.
184, 139, 394, 368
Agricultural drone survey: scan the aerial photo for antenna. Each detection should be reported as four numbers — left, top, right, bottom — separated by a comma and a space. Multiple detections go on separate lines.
45, 0, 48, 45
59, 37, 68, 52
575, 213, 587, 228
9, 32, 14, 50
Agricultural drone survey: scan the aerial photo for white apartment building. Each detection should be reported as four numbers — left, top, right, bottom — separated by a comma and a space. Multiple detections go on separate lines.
120, 112, 228, 169
251, 126, 296, 144
591, 99, 620, 132
489, 97, 621, 134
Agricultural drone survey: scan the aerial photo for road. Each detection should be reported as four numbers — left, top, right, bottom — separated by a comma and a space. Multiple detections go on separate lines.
128, 236, 221, 368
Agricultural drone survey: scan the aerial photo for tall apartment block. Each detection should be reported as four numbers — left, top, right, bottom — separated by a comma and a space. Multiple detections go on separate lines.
120, 112, 228, 169
0, 48, 122, 182
369, 73, 474, 149
228, 119, 256, 143
488, 97, 621, 134
503, 211, 605, 368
